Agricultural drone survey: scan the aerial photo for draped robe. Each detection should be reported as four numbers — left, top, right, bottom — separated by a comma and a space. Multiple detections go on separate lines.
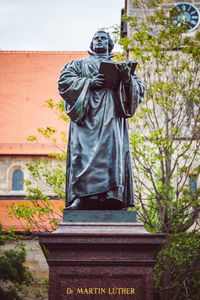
58, 53, 145, 207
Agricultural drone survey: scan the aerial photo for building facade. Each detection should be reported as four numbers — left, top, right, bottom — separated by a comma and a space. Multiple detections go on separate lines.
0, 51, 87, 206
124, 0, 200, 41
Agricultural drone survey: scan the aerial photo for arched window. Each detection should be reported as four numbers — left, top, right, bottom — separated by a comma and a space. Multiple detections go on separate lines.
12, 169, 24, 191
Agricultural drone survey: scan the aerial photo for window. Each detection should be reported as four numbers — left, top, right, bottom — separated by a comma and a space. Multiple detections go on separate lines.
189, 175, 197, 194
186, 99, 194, 120
12, 169, 24, 191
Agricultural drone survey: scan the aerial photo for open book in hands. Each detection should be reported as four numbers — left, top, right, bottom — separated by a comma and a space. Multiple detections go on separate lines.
99, 61, 137, 89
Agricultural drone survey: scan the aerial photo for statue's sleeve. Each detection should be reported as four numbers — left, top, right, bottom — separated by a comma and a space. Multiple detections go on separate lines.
58, 60, 91, 124
116, 74, 145, 118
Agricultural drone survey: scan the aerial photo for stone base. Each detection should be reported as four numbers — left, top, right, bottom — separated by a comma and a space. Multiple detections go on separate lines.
63, 209, 137, 223
39, 211, 164, 300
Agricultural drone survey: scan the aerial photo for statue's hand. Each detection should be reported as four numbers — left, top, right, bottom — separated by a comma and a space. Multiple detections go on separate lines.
116, 62, 131, 81
90, 74, 105, 89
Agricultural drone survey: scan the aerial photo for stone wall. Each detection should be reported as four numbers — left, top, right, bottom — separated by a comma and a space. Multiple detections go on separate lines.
0, 155, 65, 195
126, 0, 200, 40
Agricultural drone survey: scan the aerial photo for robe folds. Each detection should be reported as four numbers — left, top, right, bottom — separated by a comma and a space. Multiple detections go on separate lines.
58, 53, 145, 207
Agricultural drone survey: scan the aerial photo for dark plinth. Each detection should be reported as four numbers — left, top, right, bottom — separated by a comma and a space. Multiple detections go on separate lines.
39, 211, 165, 300
63, 209, 137, 222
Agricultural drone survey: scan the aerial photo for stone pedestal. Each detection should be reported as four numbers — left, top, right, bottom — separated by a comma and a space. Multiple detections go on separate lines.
39, 211, 164, 300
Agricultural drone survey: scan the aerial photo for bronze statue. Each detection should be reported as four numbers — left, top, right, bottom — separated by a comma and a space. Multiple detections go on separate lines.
58, 31, 145, 210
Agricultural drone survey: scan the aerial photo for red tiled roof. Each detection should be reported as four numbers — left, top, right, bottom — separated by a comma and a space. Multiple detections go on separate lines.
0, 200, 64, 232
0, 51, 88, 155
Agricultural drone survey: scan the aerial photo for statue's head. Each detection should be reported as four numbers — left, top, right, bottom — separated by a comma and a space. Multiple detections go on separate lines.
90, 31, 114, 54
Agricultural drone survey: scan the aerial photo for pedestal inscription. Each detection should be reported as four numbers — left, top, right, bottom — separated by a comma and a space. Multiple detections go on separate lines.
39, 212, 164, 300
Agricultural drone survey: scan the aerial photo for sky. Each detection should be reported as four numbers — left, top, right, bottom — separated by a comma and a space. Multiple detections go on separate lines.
0, 0, 125, 52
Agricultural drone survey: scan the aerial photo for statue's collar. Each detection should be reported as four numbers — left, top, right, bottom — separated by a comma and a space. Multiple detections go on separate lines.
88, 50, 116, 60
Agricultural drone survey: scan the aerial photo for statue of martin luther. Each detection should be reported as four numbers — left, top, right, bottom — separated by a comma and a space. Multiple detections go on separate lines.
58, 31, 145, 210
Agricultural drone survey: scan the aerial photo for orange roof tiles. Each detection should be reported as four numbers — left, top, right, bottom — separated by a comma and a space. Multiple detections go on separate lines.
0, 51, 88, 155
0, 200, 64, 232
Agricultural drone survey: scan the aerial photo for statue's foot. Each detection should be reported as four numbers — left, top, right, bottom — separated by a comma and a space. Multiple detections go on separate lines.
65, 198, 101, 210
65, 199, 83, 210
102, 198, 124, 210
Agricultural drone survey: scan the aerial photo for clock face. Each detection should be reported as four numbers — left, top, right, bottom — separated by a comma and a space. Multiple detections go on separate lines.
173, 2, 200, 32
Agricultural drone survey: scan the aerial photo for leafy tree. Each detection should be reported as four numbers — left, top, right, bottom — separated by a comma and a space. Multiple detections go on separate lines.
0, 224, 29, 299
9, 160, 65, 232
154, 231, 200, 300
119, 0, 200, 299
27, 99, 68, 159
0, 248, 32, 299
0, 224, 48, 300
8, 100, 67, 232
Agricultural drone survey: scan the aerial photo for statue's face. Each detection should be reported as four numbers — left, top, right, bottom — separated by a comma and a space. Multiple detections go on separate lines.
92, 32, 109, 54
